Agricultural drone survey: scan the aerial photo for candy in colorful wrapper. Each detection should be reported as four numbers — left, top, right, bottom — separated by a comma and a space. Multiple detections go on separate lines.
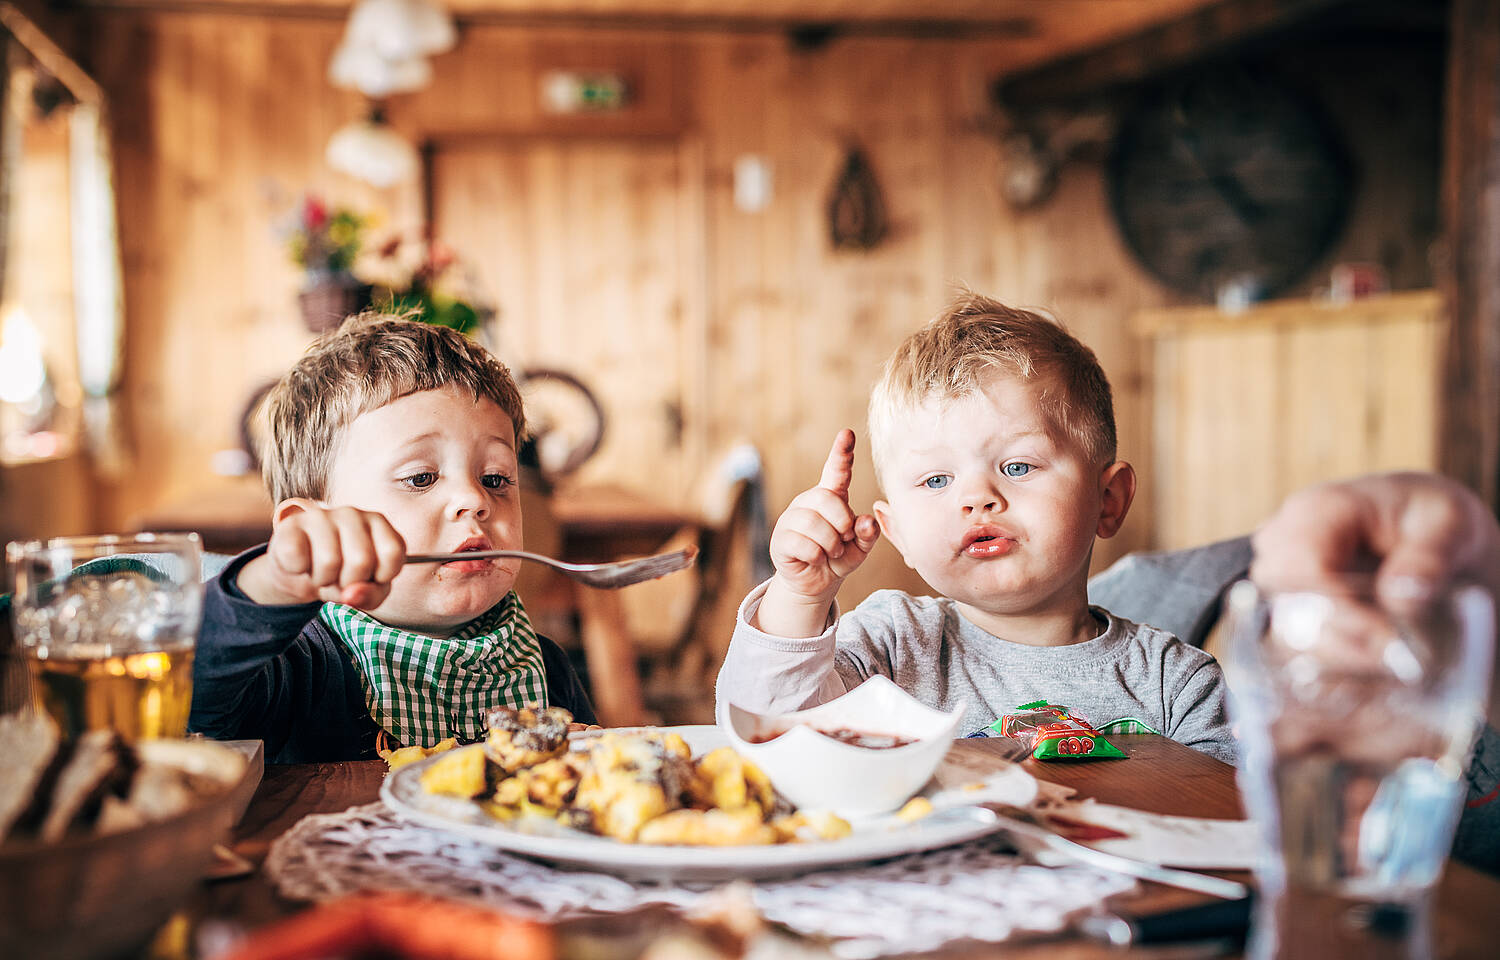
987, 700, 1126, 760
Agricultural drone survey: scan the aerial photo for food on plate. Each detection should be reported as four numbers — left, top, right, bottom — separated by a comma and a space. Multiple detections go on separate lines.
895, 797, 933, 822
636, 807, 776, 846
696, 745, 775, 813
768, 809, 854, 843
381, 737, 458, 771
415, 707, 852, 846
574, 731, 698, 840
989, 701, 1126, 761
0, 712, 229, 845
420, 743, 489, 798
484, 705, 573, 773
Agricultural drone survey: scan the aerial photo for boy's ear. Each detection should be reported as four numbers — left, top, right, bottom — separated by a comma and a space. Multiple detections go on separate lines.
872, 500, 916, 569
1096, 461, 1136, 539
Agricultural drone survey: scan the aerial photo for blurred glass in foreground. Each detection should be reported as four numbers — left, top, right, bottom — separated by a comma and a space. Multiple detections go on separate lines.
7, 533, 202, 739
1225, 576, 1493, 960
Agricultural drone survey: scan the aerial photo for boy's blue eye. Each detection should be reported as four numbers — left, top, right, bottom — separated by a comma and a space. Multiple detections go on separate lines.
922, 475, 951, 490
482, 473, 515, 490
404, 472, 437, 488
1003, 462, 1032, 478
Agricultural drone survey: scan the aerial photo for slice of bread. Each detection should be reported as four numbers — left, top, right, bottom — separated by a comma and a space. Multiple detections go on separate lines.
38, 729, 133, 843
0, 712, 63, 842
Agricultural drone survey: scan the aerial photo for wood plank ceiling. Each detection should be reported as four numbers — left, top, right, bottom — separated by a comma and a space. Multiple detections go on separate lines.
71, 0, 1227, 64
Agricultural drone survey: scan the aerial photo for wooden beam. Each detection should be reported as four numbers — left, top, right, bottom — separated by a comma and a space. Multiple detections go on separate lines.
0, 3, 102, 103
66, 0, 1037, 39
1440, 0, 1500, 511
994, 0, 1352, 107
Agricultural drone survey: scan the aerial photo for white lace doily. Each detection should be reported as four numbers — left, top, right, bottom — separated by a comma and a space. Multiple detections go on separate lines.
265, 803, 1134, 957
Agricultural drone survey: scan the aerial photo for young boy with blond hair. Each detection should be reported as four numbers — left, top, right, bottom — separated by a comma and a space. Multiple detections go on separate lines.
191, 315, 594, 762
716, 293, 1233, 761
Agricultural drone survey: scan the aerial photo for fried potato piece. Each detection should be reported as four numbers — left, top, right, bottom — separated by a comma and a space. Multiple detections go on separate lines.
484, 705, 573, 773
895, 797, 933, 822
573, 733, 697, 841
420, 746, 488, 798
382, 737, 458, 771
770, 810, 853, 843
697, 747, 747, 810
693, 746, 776, 814
581, 777, 670, 842
637, 807, 778, 846
492, 757, 581, 812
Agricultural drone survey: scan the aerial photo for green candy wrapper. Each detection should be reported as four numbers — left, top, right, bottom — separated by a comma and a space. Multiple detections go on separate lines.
989, 700, 1127, 760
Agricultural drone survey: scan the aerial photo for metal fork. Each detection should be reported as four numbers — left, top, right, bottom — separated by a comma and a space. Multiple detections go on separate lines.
402, 546, 697, 589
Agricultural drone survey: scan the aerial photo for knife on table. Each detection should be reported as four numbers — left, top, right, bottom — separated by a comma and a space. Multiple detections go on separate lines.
984, 804, 1250, 901
1076, 896, 1254, 946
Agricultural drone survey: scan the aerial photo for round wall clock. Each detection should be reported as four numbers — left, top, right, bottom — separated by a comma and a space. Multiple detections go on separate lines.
1106, 65, 1353, 302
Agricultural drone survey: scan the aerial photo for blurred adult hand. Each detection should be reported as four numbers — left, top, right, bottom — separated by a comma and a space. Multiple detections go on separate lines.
1250, 471, 1500, 726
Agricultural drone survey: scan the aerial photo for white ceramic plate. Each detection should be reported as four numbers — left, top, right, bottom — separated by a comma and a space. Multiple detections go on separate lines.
380, 726, 1007, 881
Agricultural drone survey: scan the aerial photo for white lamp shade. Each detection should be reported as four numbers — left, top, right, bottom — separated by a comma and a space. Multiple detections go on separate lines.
328, 42, 432, 97
345, 0, 456, 62
326, 118, 419, 188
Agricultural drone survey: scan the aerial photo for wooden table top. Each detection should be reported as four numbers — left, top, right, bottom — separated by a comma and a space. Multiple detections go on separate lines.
190, 734, 1500, 959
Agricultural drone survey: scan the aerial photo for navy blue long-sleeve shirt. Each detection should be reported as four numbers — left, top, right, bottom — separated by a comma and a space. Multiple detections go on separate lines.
190, 546, 595, 763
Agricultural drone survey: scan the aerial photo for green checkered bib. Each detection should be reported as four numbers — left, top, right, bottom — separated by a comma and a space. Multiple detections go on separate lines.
320, 591, 549, 748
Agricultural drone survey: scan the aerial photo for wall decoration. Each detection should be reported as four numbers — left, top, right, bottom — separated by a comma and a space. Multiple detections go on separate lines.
827, 146, 887, 251
1106, 64, 1353, 303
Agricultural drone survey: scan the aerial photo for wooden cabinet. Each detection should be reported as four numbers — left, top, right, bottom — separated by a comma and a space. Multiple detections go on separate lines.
1135, 290, 1444, 551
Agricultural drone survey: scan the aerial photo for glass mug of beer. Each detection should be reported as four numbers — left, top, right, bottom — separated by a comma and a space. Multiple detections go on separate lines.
7, 533, 203, 739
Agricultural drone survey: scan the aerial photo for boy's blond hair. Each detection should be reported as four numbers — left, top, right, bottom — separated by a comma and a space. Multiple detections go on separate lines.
261, 313, 527, 502
868, 292, 1116, 490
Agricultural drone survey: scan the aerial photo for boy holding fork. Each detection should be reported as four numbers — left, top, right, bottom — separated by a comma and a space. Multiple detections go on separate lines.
191, 314, 594, 763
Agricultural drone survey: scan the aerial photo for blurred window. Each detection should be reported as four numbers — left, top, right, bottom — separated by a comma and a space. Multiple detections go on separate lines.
0, 57, 81, 463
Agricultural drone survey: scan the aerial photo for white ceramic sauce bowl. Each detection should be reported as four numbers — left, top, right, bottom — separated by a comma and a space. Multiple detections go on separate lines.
720, 675, 964, 817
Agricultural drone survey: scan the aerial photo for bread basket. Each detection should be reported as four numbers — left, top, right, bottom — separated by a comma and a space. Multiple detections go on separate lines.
0, 738, 248, 960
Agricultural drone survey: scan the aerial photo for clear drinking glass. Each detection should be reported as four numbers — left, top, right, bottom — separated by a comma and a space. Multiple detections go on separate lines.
1224, 576, 1494, 960
7, 532, 203, 739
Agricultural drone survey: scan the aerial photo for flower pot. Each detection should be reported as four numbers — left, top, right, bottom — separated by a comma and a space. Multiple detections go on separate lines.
297, 273, 372, 334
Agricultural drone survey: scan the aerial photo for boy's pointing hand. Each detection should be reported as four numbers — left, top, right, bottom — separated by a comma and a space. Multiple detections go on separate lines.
769, 429, 881, 603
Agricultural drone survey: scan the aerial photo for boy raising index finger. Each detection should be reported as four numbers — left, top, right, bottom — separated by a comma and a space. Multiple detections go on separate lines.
757, 429, 881, 639
716, 292, 1234, 763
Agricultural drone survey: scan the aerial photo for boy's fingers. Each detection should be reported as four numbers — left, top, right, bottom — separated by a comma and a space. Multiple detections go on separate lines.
830, 518, 880, 578
369, 516, 407, 584
328, 509, 380, 586
790, 488, 857, 537
339, 582, 389, 609
783, 510, 850, 560
268, 524, 312, 577
286, 513, 342, 586
780, 533, 827, 570
816, 429, 858, 498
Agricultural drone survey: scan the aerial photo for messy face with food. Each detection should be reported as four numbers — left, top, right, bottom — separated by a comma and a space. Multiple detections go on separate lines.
324, 386, 524, 636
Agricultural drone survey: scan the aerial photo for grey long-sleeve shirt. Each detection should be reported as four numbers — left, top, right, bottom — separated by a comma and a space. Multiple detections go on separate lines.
715, 581, 1236, 764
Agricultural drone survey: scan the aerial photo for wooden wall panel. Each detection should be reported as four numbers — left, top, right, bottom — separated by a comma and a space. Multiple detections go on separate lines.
431, 136, 706, 503
86, 14, 423, 532
58, 13, 1440, 615
1138, 292, 1444, 551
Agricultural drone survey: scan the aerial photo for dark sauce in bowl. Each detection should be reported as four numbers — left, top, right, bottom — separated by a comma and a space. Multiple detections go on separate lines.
750, 726, 917, 749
